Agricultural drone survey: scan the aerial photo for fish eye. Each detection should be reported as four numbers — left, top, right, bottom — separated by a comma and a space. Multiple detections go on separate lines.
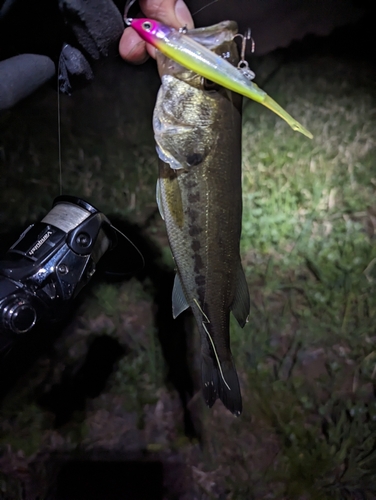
142, 21, 152, 31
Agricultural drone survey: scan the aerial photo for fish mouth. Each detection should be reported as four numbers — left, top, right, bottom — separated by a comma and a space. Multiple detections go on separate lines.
153, 77, 215, 171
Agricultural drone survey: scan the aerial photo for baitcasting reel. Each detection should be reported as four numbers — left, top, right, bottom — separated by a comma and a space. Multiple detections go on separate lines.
0, 196, 143, 337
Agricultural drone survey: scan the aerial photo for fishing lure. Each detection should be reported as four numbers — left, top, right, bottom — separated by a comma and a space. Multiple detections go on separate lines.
126, 17, 313, 139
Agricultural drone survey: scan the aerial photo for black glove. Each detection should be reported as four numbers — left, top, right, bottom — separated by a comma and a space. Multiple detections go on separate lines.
58, 0, 124, 94
0, 0, 125, 110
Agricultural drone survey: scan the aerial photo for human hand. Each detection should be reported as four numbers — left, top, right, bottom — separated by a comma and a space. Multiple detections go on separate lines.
119, 0, 194, 64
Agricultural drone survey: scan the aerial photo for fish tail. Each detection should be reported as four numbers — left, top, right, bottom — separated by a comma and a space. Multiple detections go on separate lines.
262, 94, 313, 139
201, 352, 242, 417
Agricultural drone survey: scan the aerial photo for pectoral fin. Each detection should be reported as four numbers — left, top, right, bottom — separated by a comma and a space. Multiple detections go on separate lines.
156, 178, 165, 220
172, 273, 190, 319
158, 163, 184, 228
231, 263, 250, 328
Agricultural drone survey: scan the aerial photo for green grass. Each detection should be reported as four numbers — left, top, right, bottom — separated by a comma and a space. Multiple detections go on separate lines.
82, 281, 165, 414
208, 56, 376, 498
0, 60, 160, 229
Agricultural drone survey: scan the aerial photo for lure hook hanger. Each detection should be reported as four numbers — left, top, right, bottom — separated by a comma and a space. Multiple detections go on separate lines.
233, 28, 256, 80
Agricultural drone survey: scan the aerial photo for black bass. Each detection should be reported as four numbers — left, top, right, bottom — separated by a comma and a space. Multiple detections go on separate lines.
153, 21, 250, 416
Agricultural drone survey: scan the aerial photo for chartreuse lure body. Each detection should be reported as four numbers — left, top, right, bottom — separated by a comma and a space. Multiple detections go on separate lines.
129, 18, 313, 139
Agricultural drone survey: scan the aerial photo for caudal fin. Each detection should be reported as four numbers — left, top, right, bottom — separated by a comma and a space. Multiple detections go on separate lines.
201, 352, 242, 416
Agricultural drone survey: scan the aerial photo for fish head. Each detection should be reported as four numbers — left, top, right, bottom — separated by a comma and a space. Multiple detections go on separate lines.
130, 18, 173, 46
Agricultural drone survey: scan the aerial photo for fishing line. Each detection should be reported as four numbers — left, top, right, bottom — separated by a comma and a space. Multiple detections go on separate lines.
57, 60, 63, 195
192, 0, 220, 17
202, 322, 231, 391
124, 0, 137, 24
124, 0, 220, 22
106, 224, 145, 275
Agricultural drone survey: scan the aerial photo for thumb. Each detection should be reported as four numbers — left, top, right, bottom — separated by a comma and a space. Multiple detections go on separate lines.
139, 0, 194, 30
174, 0, 194, 28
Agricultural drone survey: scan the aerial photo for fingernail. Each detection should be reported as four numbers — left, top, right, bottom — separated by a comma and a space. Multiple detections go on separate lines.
175, 0, 194, 28
123, 40, 143, 58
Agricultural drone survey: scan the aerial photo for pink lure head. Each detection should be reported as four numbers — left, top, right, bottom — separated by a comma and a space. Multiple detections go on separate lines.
130, 18, 174, 46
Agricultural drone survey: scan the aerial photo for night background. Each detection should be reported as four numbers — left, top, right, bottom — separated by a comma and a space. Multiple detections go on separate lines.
0, 0, 376, 498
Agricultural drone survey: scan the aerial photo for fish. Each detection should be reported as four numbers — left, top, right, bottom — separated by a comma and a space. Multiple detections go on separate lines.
153, 21, 250, 416
129, 17, 313, 139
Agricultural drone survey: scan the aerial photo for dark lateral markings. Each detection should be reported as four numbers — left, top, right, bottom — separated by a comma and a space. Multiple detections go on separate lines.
191, 240, 201, 252
188, 191, 200, 203
188, 225, 202, 237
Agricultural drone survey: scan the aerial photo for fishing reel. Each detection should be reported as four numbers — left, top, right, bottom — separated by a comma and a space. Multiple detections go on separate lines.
0, 196, 143, 339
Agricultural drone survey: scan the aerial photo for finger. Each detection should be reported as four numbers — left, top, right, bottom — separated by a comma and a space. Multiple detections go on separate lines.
140, 0, 194, 29
120, 0, 194, 63
119, 28, 149, 64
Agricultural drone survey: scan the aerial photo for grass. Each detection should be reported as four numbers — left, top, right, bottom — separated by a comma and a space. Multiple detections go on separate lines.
1, 52, 376, 498
208, 55, 376, 498
0, 59, 160, 229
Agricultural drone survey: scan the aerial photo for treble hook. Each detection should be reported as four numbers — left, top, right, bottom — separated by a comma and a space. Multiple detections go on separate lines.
124, 0, 137, 25
233, 28, 256, 81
